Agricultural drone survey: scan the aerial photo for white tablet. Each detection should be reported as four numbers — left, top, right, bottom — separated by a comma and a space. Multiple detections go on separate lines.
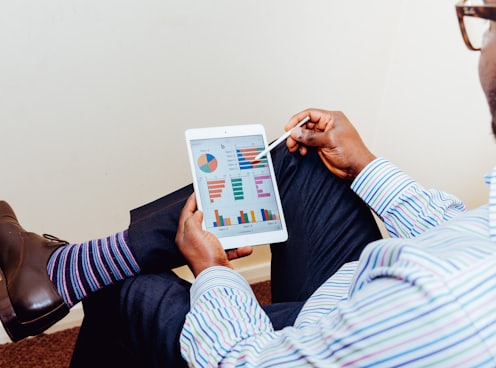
185, 124, 288, 249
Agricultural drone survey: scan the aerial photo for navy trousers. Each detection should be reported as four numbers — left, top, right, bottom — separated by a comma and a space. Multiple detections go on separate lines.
70, 145, 382, 367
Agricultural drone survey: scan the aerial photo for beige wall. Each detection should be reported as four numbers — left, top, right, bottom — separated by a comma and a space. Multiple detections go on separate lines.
1, 1, 496, 339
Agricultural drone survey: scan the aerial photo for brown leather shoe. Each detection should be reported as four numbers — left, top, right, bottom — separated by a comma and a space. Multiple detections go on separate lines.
0, 201, 70, 342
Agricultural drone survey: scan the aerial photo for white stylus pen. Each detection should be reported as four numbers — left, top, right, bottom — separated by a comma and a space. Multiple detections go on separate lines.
254, 116, 311, 160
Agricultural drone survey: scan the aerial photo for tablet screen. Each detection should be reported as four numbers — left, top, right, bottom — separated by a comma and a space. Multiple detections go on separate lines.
185, 125, 287, 249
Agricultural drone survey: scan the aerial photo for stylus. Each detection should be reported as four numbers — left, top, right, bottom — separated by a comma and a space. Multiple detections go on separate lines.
254, 116, 311, 160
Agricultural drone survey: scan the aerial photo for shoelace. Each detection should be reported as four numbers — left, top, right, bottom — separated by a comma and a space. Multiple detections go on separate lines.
43, 233, 69, 245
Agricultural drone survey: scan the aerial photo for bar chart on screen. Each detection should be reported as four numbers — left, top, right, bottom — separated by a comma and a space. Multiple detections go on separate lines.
236, 147, 267, 170
207, 179, 226, 203
254, 174, 273, 198
212, 207, 281, 227
206, 174, 275, 203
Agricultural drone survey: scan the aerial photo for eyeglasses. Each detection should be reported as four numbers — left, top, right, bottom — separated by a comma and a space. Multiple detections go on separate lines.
456, 0, 496, 50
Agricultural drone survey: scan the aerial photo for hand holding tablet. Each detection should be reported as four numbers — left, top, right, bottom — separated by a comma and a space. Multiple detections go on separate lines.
184, 124, 288, 249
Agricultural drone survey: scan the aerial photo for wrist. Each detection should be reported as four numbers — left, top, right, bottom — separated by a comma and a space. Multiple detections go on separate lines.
191, 259, 233, 278
353, 152, 377, 177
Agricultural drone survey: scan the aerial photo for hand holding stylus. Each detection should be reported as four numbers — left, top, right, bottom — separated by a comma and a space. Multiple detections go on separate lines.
254, 116, 310, 160
285, 109, 376, 181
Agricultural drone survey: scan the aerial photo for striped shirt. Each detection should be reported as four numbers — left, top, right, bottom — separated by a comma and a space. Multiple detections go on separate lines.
180, 158, 496, 367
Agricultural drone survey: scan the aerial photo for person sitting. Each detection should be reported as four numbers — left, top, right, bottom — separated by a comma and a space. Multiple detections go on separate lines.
2, 0, 496, 366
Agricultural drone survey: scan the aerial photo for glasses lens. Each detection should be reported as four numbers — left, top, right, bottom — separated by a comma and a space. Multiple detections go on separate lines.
463, 15, 489, 49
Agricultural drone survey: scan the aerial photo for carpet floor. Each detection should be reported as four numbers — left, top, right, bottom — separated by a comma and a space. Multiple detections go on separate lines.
0, 280, 271, 368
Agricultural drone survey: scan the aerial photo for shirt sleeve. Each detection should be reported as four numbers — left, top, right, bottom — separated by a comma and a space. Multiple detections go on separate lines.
351, 158, 466, 238
180, 266, 275, 366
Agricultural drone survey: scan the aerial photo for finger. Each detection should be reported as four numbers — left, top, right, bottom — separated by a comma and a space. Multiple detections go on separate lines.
285, 110, 311, 131
298, 144, 309, 156
192, 208, 204, 227
182, 208, 204, 238
291, 126, 330, 148
226, 246, 253, 260
177, 193, 197, 236
285, 135, 300, 153
236, 246, 253, 258
185, 193, 197, 212
181, 193, 197, 220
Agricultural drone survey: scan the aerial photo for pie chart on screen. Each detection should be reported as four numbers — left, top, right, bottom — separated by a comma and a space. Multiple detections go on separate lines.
198, 153, 218, 173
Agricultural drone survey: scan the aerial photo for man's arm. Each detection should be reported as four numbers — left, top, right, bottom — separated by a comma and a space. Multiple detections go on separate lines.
352, 158, 465, 238
180, 266, 275, 366
287, 108, 466, 237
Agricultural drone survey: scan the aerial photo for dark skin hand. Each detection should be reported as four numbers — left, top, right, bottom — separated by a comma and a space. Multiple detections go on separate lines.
175, 193, 253, 277
285, 108, 376, 181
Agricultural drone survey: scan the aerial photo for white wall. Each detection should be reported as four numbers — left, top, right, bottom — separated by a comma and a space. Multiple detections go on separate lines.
1, 0, 495, 343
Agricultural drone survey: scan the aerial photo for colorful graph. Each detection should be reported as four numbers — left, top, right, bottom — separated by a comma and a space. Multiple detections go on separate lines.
237, 147, 267, 170
207, 179, 225, 203
238, 208, 280, 224
212, 208, 280, 227
254, 175, 272, 198
198, 153, 218, 173
238, 210, 258, 224
260, 208, 280, 221
213, 209, 232, 227
231, 178, 244, 200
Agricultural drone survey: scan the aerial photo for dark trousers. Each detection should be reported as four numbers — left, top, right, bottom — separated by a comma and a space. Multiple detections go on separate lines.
70, 145, 382, 367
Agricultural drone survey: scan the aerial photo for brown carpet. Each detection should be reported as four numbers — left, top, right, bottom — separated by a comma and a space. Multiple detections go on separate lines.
0, 280, 271, 368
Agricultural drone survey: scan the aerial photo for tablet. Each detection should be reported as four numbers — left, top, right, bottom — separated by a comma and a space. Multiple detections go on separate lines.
184, 124, 288, 249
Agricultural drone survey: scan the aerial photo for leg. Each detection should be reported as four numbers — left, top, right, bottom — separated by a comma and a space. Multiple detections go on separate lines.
70, 284, 139, 368
71, 272, 191, 368
269, 145, 382, 302
127, 185, 193, 273
262, 301, 304, 329
118, 272, 191, 367
0, 182, 194, 344
70, 186, 197, 366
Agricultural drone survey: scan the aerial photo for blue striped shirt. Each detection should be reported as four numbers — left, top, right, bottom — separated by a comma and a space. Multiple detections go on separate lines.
180, 158, 496, 367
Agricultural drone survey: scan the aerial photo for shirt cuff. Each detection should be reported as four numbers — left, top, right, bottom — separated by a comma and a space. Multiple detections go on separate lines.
351, 157, 415, 217
190, 266, 255, 306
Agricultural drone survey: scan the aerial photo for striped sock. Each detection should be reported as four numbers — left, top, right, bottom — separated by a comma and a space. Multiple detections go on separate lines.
47, 230, 141, 307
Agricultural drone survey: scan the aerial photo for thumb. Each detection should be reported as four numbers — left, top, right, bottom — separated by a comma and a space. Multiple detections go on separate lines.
291, 127, 329, 148
184, 209, 204, 234
192, 209, 204, 226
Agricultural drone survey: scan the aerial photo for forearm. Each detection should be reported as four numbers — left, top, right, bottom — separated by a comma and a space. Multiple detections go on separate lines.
352, 158, 466, 238
180, 267, 274, 366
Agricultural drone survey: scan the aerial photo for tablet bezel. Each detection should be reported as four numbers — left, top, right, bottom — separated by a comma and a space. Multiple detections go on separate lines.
184, 124, 288, 249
